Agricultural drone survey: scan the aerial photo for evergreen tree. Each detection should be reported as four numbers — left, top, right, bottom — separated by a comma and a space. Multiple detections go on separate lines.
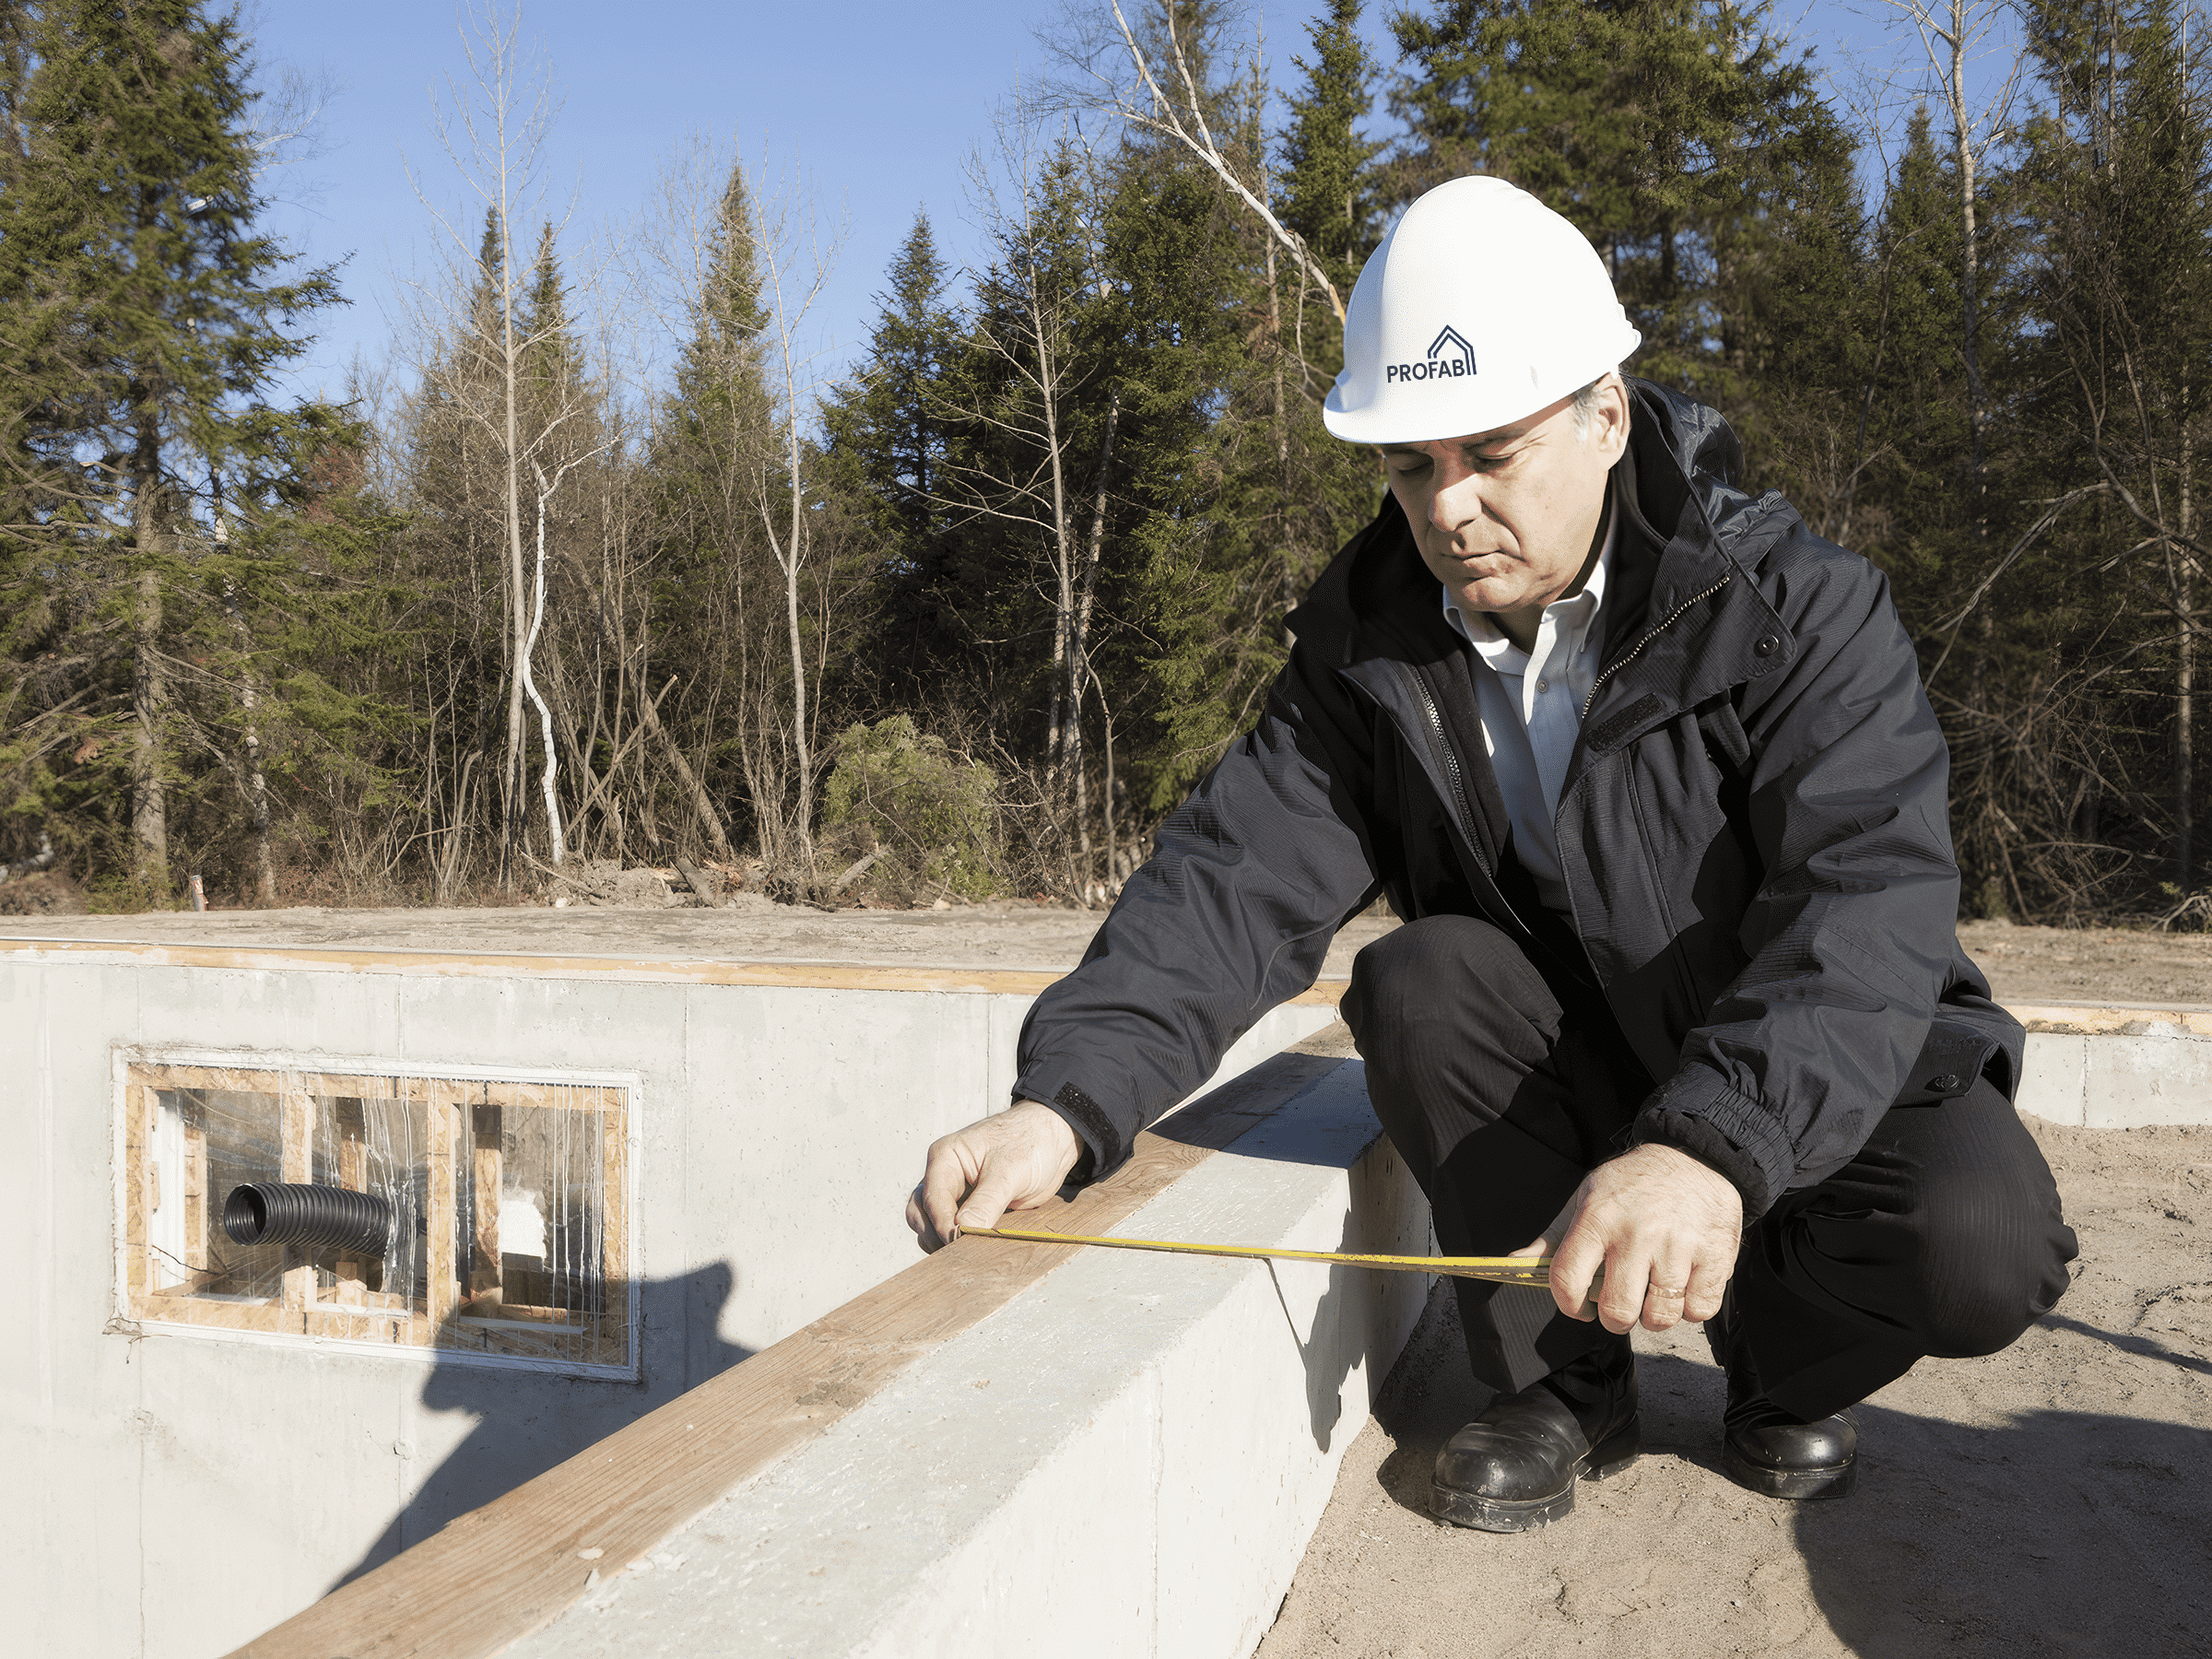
822, 208, 956, 698
1276, 0, 1382, 338
0, 0, 343, 892
1389, 0, 1853, 403
648, 157, 806, 865
2012, 0, 2212, 905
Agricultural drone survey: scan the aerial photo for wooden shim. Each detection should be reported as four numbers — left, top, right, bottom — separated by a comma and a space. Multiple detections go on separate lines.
425, 1086, 462, 1335
228, 1029, 1359, 1659
600, 1098, 628, 1349
280, 1075, 314, 1328
123, 1078, 152, 1299
470, 1103, 502, 1304
335, 1100, 369, 1306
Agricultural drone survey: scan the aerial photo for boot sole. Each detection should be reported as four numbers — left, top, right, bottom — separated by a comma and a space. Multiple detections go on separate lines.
1430, 1420, 1641, 1533
1722, 1444, 1857, 1501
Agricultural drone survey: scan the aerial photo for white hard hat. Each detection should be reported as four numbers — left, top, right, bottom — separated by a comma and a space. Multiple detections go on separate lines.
1323, 176, 1641, 445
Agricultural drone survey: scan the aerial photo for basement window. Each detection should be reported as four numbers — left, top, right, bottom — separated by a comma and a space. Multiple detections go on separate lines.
121, 1056, 636, 1377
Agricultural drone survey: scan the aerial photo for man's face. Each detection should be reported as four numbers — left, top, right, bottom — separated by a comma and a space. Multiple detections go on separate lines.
1379, 376, 1630, 621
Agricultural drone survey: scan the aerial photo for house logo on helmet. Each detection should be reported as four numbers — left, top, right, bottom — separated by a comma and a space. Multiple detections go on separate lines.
1385, 324, 1477, 385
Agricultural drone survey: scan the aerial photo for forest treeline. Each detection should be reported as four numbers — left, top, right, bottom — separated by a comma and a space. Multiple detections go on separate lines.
0, 0, 2206, 924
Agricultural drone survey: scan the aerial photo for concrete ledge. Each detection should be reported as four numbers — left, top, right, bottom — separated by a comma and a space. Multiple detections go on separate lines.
233, 1032, 1431, 1659
0, 932, 1345, 1002
2013, 1003, 2212, 1128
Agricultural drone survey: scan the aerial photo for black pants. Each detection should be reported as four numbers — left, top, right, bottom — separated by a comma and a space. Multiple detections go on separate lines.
1340, 914, 2078, 1420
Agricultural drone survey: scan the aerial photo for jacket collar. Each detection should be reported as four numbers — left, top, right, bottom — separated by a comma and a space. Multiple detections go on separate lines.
1288, 378, 1799, 725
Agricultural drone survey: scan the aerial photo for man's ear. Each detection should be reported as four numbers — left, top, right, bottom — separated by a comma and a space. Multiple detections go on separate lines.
1596, 372, 1631, 458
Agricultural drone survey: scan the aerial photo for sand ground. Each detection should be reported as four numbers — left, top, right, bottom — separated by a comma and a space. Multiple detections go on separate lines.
1256, 1117, 2212, 1659
4, 905, 2209, 1007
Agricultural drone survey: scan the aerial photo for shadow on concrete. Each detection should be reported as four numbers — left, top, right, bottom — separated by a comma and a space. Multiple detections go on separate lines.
1262, 1253, 1361, 1455
333, 1263, 752, 1591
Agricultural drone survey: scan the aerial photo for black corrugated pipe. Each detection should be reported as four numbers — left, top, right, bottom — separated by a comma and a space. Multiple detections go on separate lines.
223, 1182, 393, 1256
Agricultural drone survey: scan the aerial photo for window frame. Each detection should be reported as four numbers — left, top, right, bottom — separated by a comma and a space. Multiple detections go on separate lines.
112, 1045, 643, 1380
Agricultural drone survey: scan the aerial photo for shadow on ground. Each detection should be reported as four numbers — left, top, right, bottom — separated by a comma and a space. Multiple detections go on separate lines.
335, 1263, 752, 1589
1351, 1287, 2212, 1657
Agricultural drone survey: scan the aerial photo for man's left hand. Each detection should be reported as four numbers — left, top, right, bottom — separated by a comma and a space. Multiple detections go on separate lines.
1512, 1144, 1742, 1334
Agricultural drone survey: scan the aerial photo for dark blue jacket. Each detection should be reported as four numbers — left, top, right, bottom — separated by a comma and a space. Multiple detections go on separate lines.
1012, 379, 2019, 1217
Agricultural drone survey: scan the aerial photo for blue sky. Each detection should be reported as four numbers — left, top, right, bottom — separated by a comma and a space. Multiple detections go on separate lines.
243, 0, 2031, 411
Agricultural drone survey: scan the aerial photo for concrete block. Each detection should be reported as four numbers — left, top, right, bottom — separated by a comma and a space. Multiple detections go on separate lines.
505, 1060, 1432, 1659
2081, 1024, 2212, 1129
2016, 1031, 2088, 1126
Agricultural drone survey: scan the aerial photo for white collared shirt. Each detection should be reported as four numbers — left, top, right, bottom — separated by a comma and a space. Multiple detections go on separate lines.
1441, 514, 1618, 914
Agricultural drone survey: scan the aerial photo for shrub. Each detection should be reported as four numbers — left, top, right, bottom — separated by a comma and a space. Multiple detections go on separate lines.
821, 717, 1001, 901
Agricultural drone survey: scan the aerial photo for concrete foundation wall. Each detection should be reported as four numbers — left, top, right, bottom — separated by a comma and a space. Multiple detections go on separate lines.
0, 943, 1339, 1659
504, 1060, 1431, 1659
2012, 1006, 2212, 1129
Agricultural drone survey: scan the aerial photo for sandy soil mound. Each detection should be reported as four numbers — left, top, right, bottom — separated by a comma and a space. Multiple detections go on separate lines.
1959, 918, 2212, 1008
6, 903, 2207, 1006
1258, 1117, 2212, 1659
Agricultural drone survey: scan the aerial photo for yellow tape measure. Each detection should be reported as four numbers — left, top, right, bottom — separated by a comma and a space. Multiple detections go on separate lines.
961, 1225, 1596, 1296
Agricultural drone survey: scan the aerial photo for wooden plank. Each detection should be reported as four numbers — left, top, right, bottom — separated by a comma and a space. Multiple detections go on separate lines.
123, 1077, 152, 1299
182, 1093, 208, 1277
599, 1095, 628, 1355
0, 935, 1355, 1006
468, 1102, 503, 1309
333, 1099, 370, 1307
228, 1029, 1359, 1659
279, 1075, 314, 1329
142, 1298, 296, 1337
424, 1085, 463, 1336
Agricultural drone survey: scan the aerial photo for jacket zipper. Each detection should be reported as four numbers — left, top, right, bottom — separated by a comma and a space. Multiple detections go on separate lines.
1581, 569, 1734, 719
1411, 670, 1488, 874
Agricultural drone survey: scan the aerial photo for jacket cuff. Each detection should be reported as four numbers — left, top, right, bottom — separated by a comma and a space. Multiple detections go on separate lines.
1628, 1070, 1797, 1218
1014, 1078, 1118, 1183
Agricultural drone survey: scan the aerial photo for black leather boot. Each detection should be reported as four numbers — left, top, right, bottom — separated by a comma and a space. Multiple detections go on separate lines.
1430, 1338, 1640, 1533
1709, 1287, 1858, 1500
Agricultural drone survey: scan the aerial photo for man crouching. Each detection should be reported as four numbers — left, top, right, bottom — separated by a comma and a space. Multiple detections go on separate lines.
906, 176, 2077, 1532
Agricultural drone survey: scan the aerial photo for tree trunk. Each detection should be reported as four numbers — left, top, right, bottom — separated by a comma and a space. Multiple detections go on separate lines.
523, 479, 566, 864
781, 420, 814, 875
129, 431, 167, 888
500, 208, 529, 888
2181, 411, 2196, 891
1071, 388, 1123, 873
1947, 3, 1989, 500
219, 569, 277, 907
130, 561, 166, 885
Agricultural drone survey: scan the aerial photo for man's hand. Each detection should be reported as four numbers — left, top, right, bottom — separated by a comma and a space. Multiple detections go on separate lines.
905, 1100, 1083, 1253
1511, 1144, 1742, 1334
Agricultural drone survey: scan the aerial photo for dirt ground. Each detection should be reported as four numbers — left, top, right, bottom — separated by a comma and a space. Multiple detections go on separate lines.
1956, 918, 2212, 1008
1256, 1118, 2212, 1659
4, 903, 2210, 1006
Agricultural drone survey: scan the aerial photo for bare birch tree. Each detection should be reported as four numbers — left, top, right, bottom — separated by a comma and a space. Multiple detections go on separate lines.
401, 3, 603, 884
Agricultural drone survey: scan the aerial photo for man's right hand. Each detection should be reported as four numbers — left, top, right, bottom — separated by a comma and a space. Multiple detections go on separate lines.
905, 1100, 1084, 1253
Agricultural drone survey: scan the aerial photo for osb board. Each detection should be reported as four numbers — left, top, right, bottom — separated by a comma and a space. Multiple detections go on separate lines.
3, 933, 1350, 1006
229, 1027, 1363, 1659
2013, 1004, 2212, 1038
121, 1060, 634, 1371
